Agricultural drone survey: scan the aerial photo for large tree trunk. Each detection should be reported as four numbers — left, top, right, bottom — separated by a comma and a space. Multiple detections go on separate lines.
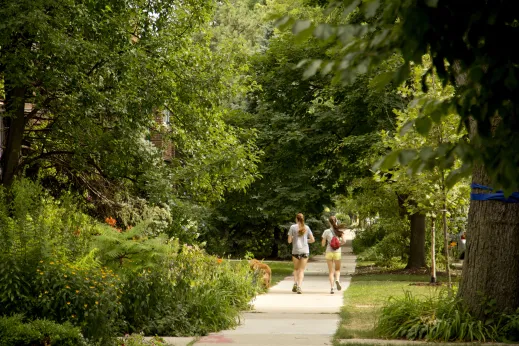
458, 163, 519, 317
1, 82, 27, 186
406, 212, 427, 269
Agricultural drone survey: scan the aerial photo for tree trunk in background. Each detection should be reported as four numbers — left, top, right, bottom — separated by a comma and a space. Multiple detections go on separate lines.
1, 81, 26, 187
458, 163, 519, 317
406, 212, 427, 269
397, 193, 427, 269
430, 217, 437, 283
270, 226, 281, 259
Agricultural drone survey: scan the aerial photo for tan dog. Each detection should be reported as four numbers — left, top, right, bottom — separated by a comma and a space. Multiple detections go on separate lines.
249, 259, 272, 288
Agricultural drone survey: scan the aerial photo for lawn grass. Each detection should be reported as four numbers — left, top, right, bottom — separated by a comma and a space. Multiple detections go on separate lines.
336, 273, 457, 342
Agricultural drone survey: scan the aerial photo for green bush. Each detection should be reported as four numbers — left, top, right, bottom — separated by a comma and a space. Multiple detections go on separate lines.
0, 256, 123, 343
33, 260, 123, 342
0, 315, 88, 346
0, 179, 96, 262
376, 290, 519, 342
120, 245, 261, 336
1, 179, 263, 339
0, 179, 122, 343
355, 218, 409, 266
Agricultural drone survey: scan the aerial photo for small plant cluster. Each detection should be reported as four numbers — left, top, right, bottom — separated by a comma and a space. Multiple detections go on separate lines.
376, 290, 519, 342
0, 315, 88, 346
117, 333, 166, 346
0, 179, 263, 343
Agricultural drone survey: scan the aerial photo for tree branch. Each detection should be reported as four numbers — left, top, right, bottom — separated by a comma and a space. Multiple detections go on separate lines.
23, 150, 75, 167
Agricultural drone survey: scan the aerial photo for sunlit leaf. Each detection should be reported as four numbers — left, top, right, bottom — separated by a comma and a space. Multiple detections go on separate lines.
321, 61, 335, 75
296, 59, 309, 69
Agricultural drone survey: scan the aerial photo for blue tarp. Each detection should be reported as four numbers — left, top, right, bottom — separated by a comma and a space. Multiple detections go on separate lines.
470, 184, 519, 203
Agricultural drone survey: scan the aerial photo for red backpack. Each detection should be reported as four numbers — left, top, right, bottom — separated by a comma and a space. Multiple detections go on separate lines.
330, 230, 341, 250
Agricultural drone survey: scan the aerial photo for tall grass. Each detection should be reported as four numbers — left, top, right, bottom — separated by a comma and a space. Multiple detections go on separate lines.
376, 290, 518, 342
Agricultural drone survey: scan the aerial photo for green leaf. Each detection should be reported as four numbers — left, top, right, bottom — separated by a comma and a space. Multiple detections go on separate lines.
294, 26, 315, 44
398, 149, 416, 165
399, 120, 414, 136
415, 116, 432, 135
343, 0, 361, 16
296, 59, 309, 69
370, 71, 394, 91
275, 16, 294, 31
293, 20, 312, 35
373, 150, 399, 170
419, 147, 434, 161
363, 0, 380, 18
314, 24, 335, 40
303, 60, 322, 79
320, 61, 335, 75
425, 0, 439, 8
395, 64, 411, 85
445, 166, 471, 189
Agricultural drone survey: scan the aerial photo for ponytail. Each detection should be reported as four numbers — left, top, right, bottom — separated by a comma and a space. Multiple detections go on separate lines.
296, 213, 306, 235
329, 215, 344, 237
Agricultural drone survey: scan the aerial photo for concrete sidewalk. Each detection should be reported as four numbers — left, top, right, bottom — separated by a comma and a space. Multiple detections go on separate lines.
192, 230, 357, 346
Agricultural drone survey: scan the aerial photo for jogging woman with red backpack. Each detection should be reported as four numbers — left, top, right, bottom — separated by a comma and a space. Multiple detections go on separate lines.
321, 215, 346, 294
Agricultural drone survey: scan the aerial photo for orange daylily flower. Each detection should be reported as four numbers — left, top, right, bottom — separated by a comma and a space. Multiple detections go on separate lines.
105, 217, 117, 227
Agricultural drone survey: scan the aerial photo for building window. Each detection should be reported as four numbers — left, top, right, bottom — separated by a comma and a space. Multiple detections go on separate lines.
162, 109, 171, 126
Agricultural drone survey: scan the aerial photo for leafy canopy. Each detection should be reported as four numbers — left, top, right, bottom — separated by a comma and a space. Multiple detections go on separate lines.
290, 0, 519, 192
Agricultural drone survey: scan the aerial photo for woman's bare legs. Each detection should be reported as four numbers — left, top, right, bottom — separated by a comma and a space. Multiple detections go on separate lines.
292, 256, 300, 286
297, 257, 309, 287
334, 259, 342, 290
326, 259, 335, 288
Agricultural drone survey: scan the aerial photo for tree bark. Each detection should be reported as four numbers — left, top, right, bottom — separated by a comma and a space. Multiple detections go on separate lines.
270, 226, 281, 259
406, 212, 427, 269
1, 82, 27, 186
430, 217, 437, 283
398, 193, 427, 269
458, 163, 519, 317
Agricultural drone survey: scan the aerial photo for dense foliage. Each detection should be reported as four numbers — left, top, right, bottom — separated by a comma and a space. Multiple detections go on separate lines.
201, 0, 402, 258
293, 0, 519, 192
0, 179, 262, 343
3, 0, 517, 342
